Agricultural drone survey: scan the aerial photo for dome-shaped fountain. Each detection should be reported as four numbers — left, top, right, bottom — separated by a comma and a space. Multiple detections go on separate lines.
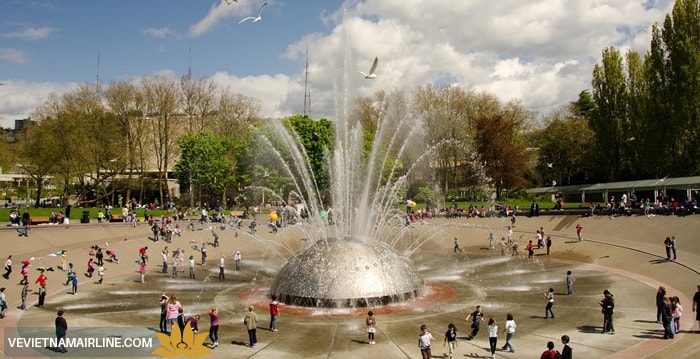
271, 237, 424, 307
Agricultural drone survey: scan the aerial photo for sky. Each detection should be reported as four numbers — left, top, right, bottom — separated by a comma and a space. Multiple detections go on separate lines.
0, 0, 676, 128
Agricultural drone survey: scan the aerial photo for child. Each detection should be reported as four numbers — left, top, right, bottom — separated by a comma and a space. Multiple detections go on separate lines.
60, 250, 67, 271
188, 314, 200, 334
576, 224, 583, 241
139, 263, 146, 283
97, 265, 105, 284
107, 250, 119, 263
418, 324, 435, 359
64, 263, 74, 285
86, 258, 95, 277
70, 273, 78, 295
37, 284, 46, 308
366, 311, 376, 345
188, 255, 196, 279
20, 282, 29, 310
19, 264, 29, 285
443, 323, 458, 359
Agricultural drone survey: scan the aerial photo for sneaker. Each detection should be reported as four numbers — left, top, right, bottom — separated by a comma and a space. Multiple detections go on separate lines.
272, 329, 278, 332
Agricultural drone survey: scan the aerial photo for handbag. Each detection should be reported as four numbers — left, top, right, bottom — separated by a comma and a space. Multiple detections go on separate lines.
367, 327, 376, 333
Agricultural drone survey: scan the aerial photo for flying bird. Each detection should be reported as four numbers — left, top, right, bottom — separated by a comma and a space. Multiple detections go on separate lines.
546, 162, 553, 168
224, 0, 238, 4
239, 2, 268, 24
359, 57, 378, 79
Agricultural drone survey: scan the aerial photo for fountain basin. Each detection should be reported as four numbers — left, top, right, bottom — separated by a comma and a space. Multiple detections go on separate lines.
271, 237, 425, 307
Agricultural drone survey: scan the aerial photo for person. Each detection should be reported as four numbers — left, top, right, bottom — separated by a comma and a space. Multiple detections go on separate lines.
671, 296, 682, 334
465, 305, 484, 339
664, 237, 673, 260
200, 243, 207, 265
661, 296, 674, 339
70, 273, 78, 295
106, 249, 119, 263
64, 263, 74, 285
20, 282, 29, 310
171, 256, 178, 278
671, 236, 677, 260
366, 310, 376, 344
527, 240, 534, 259
566, 271, 574, 295
188, 255, 196, 279
544, 288, 555, 319
269, 295, 279, 332
55, 310, 68, 353
95, 247, 104, 266
501, 313, 516, 353
487, 317, 497, 359
212, 231, 219, 247
656, 286, 667, 323
3, 255, 12, 279
0, 287, 7, 318
600, 289, 615, 334
139, 262, 146, 283
159, 294, 169, 333
540, 341, 558, 359
692, 284, 700, 333
139, 246, 148, 265
37, 284, 46, 308
60, 250, 67, 271
97, 265, 105, 284
35, 269, 47, 288
488, 233, 494, 250
506, 226, 513, 243
188, 314, 200, 334
575, 224, 583, 241
418, 324, 434, 359
560, 335, 572, 359
86, 258, 95, 277
453, 237, 461, 253
243, 305, 258, 347
443, 323, 458, 359
234, 251, 241, 271
19, 264, 29, 285
218, 255, 225, 280
176, 307, 186, 335
161, 250, 168, 274
209, 306, 220, 348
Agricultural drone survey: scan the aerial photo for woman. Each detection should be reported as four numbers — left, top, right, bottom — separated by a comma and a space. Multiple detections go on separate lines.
209, 306, 219, 348
544, 288, 555, 319
661, 296, 675, 339
501, 313, 516, 353
3, 255, 12, 279
487, 317, 497, 359
243, 305, 258, 348
165, 295, 182, 333
159, 295, 169, 333
366, 311, 376, 345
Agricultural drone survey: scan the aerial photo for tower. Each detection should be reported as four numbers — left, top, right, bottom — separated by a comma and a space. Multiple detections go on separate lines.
303, 41, 311, 116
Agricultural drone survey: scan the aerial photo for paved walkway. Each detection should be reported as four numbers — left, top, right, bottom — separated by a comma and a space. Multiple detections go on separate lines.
0, 213, 698, 358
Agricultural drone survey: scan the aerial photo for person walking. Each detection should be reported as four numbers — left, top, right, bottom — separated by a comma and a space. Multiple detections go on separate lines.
692, 284, 700, 333
19, 264, 29, 285
234, 251, 241, 271
3, 255, 12, 279
600, 289, 615, 334
487, 317, 498, 359
200, 244, 207, 265
453, 238, 462, 253
443, 323, 458, 359
527, 240, 534, 259
243, 305, 258, 347
465, 305, 484, 339
269, 295, 279, 332
139, 262, 146, 283
575, 224, 583, 241
418, 324, 435, 359
166, 295, 182, 333
55, 310, 68, 353
209, 306, 220, 348
70, 273, 78, 295
365, 310, 376, 344
544, 288, 555, 319
671, 296, 683, 334
218, 255, 225, 280
664, 237, 673, 260
64, 263, 74, 286
501, 313, 516, 353
212, 231, 219, 247
560, 335, 573, 359
566, 271, 574, 295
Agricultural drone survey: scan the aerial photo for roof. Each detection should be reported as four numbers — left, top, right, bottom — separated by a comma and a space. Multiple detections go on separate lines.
526, 176, 700, 194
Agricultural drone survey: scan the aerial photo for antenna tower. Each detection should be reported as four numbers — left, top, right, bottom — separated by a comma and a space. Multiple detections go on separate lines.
303, 41, 311, 116
187, 41, 192, 81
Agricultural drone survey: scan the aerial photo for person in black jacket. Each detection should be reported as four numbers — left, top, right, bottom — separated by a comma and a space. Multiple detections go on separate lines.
560, 335, 572, 359
55, 310, 68, 353
600, 290, 615, 334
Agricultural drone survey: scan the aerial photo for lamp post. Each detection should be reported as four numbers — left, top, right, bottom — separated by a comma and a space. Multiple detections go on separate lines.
261, 171, 269, 209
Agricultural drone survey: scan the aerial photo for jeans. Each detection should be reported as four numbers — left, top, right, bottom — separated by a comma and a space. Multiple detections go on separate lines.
662, 318, 674, 339
209, 325, 219, 343
270, 315, 278, 330
247, 329, 257, 346
545, 302, 554, 318
603, 313, 614, 332
502, 332, 514, 352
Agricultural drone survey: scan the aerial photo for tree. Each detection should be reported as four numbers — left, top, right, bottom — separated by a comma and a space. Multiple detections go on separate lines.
287, 115, 334, 197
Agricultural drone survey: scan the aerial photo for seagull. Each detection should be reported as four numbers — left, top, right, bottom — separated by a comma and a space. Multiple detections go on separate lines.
359, 57, 378, 79
238, 2, 268, 24
546, 162, 553, 168
224, 0, 238, 4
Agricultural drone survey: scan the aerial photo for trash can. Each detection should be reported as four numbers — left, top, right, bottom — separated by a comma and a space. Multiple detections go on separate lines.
81, 210, 90, 224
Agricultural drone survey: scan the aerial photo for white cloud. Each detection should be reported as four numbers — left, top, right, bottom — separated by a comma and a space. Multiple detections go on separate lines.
0, 80, 78, 128
1, 26, 54, 40
189, 1, 243, 38
0, 48, 28, 65
141, 27, 175, 39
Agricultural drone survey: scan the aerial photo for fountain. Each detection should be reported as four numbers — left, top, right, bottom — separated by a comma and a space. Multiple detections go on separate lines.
265, 14, 430, 308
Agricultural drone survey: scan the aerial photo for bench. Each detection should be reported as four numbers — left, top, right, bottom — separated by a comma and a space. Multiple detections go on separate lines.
229, 211, 245, 217
30, 216, 51, 225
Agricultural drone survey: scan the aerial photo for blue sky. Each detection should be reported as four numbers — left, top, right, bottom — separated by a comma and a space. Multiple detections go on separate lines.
0, 0, 676, 128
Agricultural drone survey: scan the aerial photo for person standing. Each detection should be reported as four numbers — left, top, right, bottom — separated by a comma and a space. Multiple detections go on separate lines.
19, 264, 29, 285
35, 269, 47, 288
501, 313, 516, 353
64, 263, 74, 286
20, 282, 29, 310
139, 262, 146, 283
540, 341, 557, 359
664, 237, 673, 260
600, 289, 615, 334
188, 255, 196, 279
692, 284, 700, 333
159, 295, 169, 333
0, 287, 7, 318
218, 256, 225, 280
171, 256, 178, 278
453, 238, 462, 253
566, 271, 574, 295
37, 284, 46, 308
243, 305, 258, 348
161, 250, 168, 274
544, 288, 555, 319
97, 265, 105, 284
656, 286, 667, 323
209, 306, 219, 348
671, 296, 683, 334
234, 251, 242, 271
166, 295, 182, 333
506, 226, 513, 244
661, 296, 675, 339
546, 236, 552, 255
465, 305, 485, 340
200, 244, 207, 265
212, 231, 219, 247
269, 295, 279, 332
671, 236, 677, 260
560, 335, 572, 359
60, 250, 67, 271
526, 240, 534, 259
365, 310, 376, 344
575, 224, 583, 241
3, 255, 12, 279
139, 246, 148, 266
487, 317, 497, 359
55, 310, 68, 353
418, 324, 435, 359
488, 233, 494, 250
70, 273, 78, 295
443, 323, 458, 359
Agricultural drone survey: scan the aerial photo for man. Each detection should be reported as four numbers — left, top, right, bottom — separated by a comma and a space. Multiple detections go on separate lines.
560, 335, 572, 359
600, 289, 615, 334
664, 237, 673, 260
465, 305, 484, 340
453, 238, 461, 253
218, 255, 225, 280
55, 310, 68, 353
234, 251, 242, 271
212, 231, 219, 247
139, 246, 148, 265
269, 295, 279, 332
692, 284, 700, 333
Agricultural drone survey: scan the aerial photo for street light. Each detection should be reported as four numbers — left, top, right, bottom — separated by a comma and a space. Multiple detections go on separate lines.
261, 171, 269, 208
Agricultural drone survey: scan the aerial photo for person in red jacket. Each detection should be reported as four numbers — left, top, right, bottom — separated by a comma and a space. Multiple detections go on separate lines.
35, 269, 47, 287
540, 341, 558, 359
